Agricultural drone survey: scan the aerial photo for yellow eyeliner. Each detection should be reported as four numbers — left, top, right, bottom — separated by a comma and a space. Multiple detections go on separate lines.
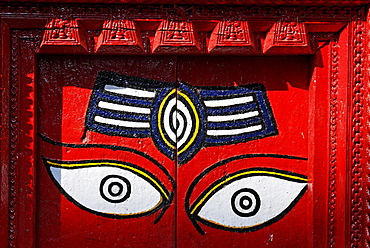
158, 89, 176, 149
177, 91, 200, 155
190, 171, 307, 215
46, 160, 169, 200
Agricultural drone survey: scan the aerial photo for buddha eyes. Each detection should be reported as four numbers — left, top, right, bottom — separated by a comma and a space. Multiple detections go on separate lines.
42, 155, 308, 233
42, 158, 172, 219
187, 168, 308, 233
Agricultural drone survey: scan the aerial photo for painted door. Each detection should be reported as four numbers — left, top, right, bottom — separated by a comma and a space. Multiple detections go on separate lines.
37, 54, 314, 247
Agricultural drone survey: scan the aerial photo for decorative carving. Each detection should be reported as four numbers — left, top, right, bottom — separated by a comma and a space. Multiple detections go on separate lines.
350, 8, 366, 248
263, 20, 312, 54
328, 37, 339, 248
95, 19, 144, 53
208, 21, 255, 54
9, 30, 19, 248
0, 4, 358, 20
152, 20, 200, 53
367, 10, 370, 248
39, 18, 87, 53
278, 22, 303, 41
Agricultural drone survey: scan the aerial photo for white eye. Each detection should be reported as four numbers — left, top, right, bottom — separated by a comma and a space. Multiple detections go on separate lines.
189, 168, 307, 232
43, 158, 171, 218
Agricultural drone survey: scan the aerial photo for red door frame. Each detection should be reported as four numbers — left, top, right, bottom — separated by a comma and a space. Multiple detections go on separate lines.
0, 1, 369, 247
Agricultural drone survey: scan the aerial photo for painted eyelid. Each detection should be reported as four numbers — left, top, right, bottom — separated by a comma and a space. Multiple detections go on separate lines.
42, 157, 173, 219
190, 169, 308, 215
38, 133, 176, 192
187, 167, 308, 233
44, 159, 170, 201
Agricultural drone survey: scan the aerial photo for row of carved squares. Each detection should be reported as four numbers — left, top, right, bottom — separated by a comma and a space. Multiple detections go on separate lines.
39, 18, 312, 54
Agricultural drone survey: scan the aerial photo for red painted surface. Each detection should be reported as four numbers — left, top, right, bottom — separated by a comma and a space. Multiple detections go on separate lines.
36, 55, 312, 247
0, 3, 369, 248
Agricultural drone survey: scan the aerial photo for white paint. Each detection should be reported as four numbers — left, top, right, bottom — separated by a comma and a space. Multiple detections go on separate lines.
104, 85, 156, 98
163, 98, 177, 143
94, 116, 150, 128
207, 111, 260, 122
50, 165, 162, 216
162, 97, 193, 149
174, 110, 184, 138
204, 96, 254, 107
207, 124, 262, 136
98, 101, 151, 114
176, 101, 193, 149
197, 175, 306, 229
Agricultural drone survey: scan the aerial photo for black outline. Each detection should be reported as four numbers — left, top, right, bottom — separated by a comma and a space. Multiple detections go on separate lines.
185, 154, 308, 234
100, 175, 131, 203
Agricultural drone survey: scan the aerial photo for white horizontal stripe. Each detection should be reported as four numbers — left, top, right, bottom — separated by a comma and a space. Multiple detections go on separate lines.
94, 116, 150, 128
204, 96, 254, 107
104, 85, 156, 98
207, 124, 263, 136
98, 101, 151, 114
207, 111, 259, 122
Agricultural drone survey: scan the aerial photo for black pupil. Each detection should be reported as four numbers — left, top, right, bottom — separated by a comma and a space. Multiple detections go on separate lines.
240, 196, 253, 210
108, 182, 124, 197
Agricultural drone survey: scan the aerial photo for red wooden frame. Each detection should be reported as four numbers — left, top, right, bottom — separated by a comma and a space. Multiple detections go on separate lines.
0, 2, 369, 247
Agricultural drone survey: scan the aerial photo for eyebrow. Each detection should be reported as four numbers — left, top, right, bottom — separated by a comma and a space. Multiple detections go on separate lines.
39, 132, 175, 191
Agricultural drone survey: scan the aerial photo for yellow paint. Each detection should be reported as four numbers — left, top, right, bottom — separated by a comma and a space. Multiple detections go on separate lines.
198, 216, 263, 229
102, 197, 163, 216
158, 89, 176, 149
177, 91, 200, 155
46, 160, 169, 200
190, 170, 307, 215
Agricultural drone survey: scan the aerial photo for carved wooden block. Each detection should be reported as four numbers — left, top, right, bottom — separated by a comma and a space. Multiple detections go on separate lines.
39, 18, 87, 53
95, 20, 144, 53
208, 21, 255, 54
152, 20, 201, 53
263, 20, 312, 55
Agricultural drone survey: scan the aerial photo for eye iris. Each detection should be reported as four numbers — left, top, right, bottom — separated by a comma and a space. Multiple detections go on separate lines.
231, 188, 261, 217
100, 175, 131, 203
108, 182, 124, 197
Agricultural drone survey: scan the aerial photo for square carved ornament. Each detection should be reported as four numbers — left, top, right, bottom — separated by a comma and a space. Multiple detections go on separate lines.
0, 2, 369, 248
